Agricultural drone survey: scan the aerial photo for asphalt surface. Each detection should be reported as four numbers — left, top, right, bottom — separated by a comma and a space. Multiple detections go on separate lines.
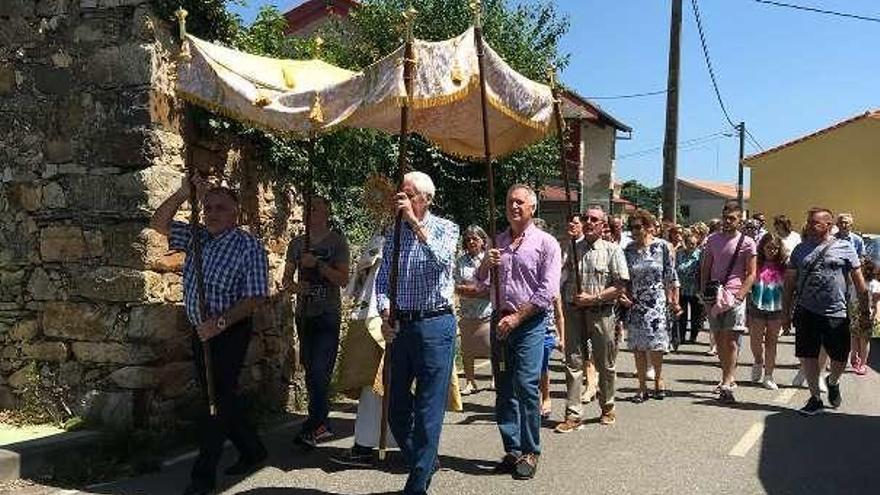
10, 332, 880, 495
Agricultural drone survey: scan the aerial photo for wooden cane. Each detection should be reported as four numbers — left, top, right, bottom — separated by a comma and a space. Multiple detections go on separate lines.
378, 6, 418, 462
472, 0, 506, 373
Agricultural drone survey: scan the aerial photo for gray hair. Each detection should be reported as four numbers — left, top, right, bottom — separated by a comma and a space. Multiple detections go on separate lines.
403, 171, 436, 203
507, 183, 538, 208
462, 224, 488, 247
532, 217, 548, 231
837, 212, 854, 223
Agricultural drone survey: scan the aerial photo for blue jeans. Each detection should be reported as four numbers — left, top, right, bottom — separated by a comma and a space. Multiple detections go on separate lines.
388, 313, 455, 495
492, 311, 546, 456
298, 310, 341, 430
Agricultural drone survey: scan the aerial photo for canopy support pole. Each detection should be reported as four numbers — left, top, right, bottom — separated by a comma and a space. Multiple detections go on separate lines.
472, 0, 506, 373
176, 7, 217, 417
379, 6, 418, 463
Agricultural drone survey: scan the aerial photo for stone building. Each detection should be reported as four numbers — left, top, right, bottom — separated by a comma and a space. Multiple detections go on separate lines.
0, 1, 299, 428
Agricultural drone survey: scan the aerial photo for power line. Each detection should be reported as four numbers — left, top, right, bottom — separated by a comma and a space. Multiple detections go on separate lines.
690, 0, 736, 129
745, 128, 764, 151
752, 0, 880, 23
617, 131, 730, 160
586, 89, 668, 100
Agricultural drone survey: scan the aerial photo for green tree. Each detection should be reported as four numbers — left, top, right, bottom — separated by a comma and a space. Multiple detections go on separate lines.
620, 180, 662, 215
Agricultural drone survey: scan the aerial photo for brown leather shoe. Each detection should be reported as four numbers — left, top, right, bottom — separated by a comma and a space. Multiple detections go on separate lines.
599, 405, 616, 426
553, 416, 583, 434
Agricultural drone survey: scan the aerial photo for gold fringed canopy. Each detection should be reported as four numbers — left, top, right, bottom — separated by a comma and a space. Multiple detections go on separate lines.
176, 28, 555, 159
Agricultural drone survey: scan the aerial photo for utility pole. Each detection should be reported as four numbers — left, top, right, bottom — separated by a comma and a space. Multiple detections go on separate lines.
661, 0, 683, 222
737, 121, 745, 210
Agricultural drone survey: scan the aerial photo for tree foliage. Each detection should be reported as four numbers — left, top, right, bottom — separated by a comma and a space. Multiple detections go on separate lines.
157, 1, 571, 244
620, 180, 662, 215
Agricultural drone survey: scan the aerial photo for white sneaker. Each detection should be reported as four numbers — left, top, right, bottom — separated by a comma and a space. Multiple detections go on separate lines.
751, 364, 763, 383
792, 369, 806, 387
819, 373, 828, 393
646, 366, 656, 381
762, 377, 779, 390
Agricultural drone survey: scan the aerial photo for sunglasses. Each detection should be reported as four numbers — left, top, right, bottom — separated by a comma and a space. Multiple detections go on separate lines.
583, 215, 603, 223
629, 224, 644, 231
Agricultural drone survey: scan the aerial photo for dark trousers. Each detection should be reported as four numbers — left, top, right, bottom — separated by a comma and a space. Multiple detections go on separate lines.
388, 313, 456, 495
492, 311, 546, 456
298, 310, 341, 431
678, 293, 704, 343
191, 318, 265, 485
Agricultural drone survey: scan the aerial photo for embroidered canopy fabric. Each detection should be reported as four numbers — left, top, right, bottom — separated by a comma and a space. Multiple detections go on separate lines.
177, 28, 555, 159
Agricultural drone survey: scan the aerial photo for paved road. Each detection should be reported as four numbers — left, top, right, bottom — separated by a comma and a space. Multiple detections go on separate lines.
9, 333, 880, 495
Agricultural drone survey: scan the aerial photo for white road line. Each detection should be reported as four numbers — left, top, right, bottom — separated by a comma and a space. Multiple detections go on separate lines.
728, 422, 765, 457
51, 490, 82, 495
774, 388, 798, 404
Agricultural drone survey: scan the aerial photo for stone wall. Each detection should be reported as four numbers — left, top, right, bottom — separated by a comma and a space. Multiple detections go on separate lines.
0, 1, 299, 428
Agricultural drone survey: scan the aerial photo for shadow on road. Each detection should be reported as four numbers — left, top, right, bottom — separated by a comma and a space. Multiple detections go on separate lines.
759, 410, 880, 494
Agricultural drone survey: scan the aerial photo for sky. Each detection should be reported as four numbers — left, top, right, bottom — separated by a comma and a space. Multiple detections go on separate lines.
228, 0, 880, 187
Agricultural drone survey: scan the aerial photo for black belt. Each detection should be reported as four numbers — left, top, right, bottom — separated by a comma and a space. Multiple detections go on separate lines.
396, 306, 453, 321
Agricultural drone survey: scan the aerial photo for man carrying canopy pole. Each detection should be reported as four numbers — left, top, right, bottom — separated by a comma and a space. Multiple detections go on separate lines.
375, 8, 460, 495
156, 10, 268, 495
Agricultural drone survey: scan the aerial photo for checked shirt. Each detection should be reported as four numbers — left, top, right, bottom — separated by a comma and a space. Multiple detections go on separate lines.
376, 212, 459, 313
169, 221, 269, 325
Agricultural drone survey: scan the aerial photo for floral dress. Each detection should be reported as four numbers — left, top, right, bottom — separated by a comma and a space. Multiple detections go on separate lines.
624, 239, 677, 351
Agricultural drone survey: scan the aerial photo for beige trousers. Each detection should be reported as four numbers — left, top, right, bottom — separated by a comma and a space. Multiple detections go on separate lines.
563, 305, 617, 418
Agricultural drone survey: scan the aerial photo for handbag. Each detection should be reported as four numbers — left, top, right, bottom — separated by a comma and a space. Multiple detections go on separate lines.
703, 233, 745, 302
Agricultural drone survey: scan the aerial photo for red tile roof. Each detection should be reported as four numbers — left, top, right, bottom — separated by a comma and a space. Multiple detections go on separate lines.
283, 0, 360, 36
540, 185, 578, 202
678, 178, 749, 200
744, 110, 880, 164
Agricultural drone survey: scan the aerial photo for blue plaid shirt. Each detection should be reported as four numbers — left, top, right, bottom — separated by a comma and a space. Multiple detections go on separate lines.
376, 212, 459, 313
169, 221, 269, 325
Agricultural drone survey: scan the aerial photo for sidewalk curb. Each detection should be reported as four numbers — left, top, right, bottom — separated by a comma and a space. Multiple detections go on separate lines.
0, 430, 104, 482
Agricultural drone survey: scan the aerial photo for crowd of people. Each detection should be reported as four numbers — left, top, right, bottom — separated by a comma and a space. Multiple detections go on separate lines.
150, 171, 879, 495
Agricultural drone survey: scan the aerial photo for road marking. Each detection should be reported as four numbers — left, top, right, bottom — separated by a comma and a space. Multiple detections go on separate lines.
51, 490, 82, 495
728, 422, 765, 457
774, 388, 797, 404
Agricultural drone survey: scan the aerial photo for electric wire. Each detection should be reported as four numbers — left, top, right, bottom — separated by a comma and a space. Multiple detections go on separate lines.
586, 89, 668, 100
752, 0, 880, 23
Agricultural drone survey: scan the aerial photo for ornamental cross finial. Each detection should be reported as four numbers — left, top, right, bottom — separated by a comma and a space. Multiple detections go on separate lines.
174, 6, 188, 40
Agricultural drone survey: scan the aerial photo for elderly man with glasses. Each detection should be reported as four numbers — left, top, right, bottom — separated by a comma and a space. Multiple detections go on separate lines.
555, 206, 629, 431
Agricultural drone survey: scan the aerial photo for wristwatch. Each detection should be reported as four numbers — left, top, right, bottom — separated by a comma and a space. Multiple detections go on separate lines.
216, 316, 227, 331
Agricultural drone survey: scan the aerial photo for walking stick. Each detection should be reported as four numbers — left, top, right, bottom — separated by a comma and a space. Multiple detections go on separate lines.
549, 68, 590, 369
472, 0, 506, 373
379, 6, 417, 463
176, 7, 217, 417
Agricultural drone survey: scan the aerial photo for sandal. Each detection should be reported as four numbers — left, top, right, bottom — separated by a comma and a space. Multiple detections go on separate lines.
653, 388, 667, 400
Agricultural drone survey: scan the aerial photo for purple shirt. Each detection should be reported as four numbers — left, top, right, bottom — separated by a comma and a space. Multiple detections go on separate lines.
478, 222, 562, 313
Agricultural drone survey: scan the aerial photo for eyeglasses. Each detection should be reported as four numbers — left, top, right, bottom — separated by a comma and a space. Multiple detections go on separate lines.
629, 224, 644, 231
583, 215, 603, 223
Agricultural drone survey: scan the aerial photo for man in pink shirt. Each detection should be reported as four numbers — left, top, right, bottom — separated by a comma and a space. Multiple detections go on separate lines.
700, 202, 757, 403
478, 184, 562, 480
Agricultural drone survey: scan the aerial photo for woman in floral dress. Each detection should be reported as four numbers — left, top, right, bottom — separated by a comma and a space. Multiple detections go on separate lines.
621, 209, 679, 402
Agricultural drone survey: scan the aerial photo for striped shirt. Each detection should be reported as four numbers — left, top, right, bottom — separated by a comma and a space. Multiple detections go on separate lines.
376, 212, 459, 313
169, 221, 269, 325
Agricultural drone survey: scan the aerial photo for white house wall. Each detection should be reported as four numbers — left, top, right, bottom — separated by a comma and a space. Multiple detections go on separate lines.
581, 122, 616, 212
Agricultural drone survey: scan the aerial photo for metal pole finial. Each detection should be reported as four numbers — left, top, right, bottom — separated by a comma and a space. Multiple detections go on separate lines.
313, 36, 324, 58
469, 0, 483, 28
402, 6, 418, 41
174, 6, 188, 39
547, 65, 557, 88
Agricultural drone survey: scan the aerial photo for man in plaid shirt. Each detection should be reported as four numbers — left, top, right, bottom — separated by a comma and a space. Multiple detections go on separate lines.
150, 173, 268, 495
377, 171, 459, 495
